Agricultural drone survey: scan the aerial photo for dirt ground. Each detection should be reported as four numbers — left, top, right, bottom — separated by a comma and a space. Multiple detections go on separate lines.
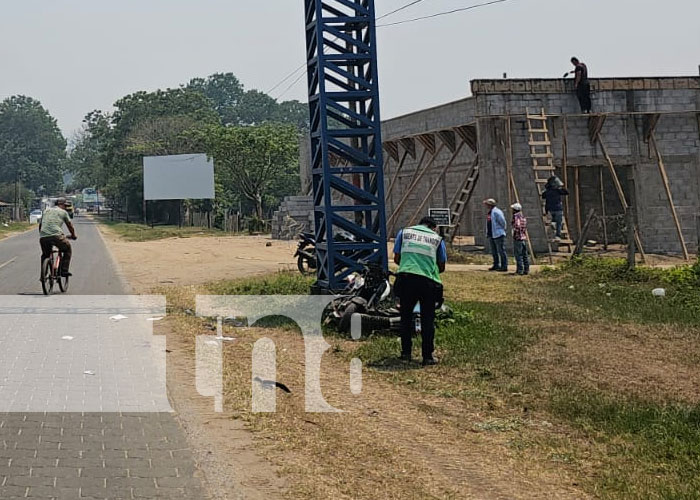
100, 225, 299, 292
99, 224, 699, 499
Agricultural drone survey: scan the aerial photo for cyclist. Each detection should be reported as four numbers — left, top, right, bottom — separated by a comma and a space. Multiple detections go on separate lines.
39, 197, 77, 278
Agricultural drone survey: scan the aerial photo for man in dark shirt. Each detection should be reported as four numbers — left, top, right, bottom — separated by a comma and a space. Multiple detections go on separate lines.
542, 177, 569, 241
567, 57, 592, 113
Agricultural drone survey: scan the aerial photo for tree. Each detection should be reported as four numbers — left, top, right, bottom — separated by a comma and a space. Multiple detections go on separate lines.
187, 73, 309, 128
67, 110, 111, 191
203, 123, 299, 218
101, 88, 220, 212
0, 95, 67, 194
187, 73, 244, 126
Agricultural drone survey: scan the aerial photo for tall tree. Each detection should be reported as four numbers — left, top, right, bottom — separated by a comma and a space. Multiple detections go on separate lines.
0, 95, 66, 194
187, 73, 244, 126
67, 110, 111, 191
203, 123, 299, 218
101, 88, 220, 210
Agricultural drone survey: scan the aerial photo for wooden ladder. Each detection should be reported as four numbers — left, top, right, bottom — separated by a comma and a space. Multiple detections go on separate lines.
526, 108, 574, 257
445, 156, 479, 243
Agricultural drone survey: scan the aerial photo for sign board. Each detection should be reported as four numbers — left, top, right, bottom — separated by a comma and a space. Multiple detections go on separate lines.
82, 188, 98, 204
428, 208, 451, 227
143, 154, 215, 201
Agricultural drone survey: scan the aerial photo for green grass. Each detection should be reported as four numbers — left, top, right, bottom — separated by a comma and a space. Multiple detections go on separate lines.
534, 257, 700, 326
192, 261, 700, 499
550, 387, 700, 499
100, 219, 225, 242
206, 272, 314, 296
0, 221, 31, 239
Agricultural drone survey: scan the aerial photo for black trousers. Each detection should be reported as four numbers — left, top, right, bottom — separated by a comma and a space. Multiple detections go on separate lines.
40, 235, 72, 274
577, 82, 592, 113
396, 273, 438, 361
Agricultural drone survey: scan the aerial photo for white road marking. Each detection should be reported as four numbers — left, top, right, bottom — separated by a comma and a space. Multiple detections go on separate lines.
0, 257, 17, 270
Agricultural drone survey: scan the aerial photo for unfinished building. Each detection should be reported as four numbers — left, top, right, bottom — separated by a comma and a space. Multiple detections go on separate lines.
275, 75, 700, 257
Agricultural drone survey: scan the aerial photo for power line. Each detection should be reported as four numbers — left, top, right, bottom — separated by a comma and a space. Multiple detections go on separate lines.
268, 0, 426, 98
377, 0, 426, 20
273, 0, 519, 99
377, 0, 514, 27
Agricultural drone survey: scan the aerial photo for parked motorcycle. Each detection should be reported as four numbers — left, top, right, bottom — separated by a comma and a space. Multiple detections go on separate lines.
294, 229, 357, 276
294, 232, 317, 275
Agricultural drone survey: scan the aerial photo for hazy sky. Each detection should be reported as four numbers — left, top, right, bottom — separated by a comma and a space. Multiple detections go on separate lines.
1, 0, 698, 138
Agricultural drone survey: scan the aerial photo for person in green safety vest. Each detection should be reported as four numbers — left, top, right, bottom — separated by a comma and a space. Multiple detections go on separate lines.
393, 216, 447, 366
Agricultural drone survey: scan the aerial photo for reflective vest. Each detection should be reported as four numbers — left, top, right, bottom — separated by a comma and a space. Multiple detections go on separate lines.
398, 225, 442, 284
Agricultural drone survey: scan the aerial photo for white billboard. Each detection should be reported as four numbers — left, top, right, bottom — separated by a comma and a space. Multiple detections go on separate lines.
143, 154, 215, 201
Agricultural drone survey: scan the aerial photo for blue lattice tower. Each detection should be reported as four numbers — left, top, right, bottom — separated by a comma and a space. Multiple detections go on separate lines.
304, 0, 388, 291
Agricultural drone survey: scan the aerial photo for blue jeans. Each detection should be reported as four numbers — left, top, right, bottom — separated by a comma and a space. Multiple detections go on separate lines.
489, 236, 507, 270
514, 240, 530, 274
550, 210, 563, 238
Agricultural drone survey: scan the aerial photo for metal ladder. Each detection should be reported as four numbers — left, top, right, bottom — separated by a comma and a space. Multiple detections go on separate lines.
526, 109, 574, 257
445, 156, 479, 243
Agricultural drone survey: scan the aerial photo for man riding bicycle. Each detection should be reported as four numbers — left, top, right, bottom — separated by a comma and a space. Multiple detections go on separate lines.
39, 197, 77, 278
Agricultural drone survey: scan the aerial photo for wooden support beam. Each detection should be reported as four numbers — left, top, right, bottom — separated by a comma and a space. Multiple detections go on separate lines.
386, 142, 447, 234
643, 113, 661, 142
574, 166, 582, 236
400, 138, 416, 159
598, 137, 647, 262
650, 133, 690, 260
417, 134, 436, 155
588, 114, 607, 144
573, 209, 597, 258
562, 116, 570, 225
386, 149, 412, 208
599, 166, 608, 250
406, 140, 466, 226
382, 141, 400, 163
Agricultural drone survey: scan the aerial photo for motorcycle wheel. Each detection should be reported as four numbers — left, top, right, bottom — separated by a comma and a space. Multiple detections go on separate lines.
339, 303, 359, 333
297, 254, 315, 275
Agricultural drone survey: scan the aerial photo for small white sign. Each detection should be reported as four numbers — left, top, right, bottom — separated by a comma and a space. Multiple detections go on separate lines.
428, 208, 451, 227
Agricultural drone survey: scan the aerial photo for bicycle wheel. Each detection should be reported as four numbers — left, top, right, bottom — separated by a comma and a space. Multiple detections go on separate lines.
58, 273, 69, 293
41, 259, 53, 296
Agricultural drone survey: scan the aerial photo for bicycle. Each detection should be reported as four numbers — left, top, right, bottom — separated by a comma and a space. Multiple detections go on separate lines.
41, 236, 76, 295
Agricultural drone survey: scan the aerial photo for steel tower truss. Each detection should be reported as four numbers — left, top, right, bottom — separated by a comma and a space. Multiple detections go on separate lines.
304, 0, 388, 291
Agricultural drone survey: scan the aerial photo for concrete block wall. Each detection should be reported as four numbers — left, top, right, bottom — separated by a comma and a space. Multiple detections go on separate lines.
288, 76, 699, 255
271, 195, 314, 240
472, 76, 700, 254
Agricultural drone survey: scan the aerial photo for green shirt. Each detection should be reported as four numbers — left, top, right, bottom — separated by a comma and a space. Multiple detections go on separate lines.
396, 225, 443, 284
40, 207, 70, 238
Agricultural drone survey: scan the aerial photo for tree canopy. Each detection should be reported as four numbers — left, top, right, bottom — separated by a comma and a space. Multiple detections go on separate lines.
67, 72, 306, 223
0, 95, 66, 194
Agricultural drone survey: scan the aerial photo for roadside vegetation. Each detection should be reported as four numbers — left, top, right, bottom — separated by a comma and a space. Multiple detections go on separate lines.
160, 258, 700, 499
0, 221, 32, 240
99, 218, 225, 242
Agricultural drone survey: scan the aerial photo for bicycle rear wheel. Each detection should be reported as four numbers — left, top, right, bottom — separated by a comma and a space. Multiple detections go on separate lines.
58, 274, 69, 293
41, 259, 54, 296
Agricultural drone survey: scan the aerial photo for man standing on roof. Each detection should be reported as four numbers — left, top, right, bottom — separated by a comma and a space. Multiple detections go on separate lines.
566, 57, 592, 113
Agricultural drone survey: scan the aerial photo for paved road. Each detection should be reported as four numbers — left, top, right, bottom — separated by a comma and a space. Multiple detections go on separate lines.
0, 217, 126, 295
0, 217, 208, 499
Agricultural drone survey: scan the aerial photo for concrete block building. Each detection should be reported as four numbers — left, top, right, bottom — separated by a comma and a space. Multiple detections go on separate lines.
283, 75, 700, 255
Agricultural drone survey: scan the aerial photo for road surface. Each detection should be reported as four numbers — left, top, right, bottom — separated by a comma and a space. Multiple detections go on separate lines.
0, 216, 208, 499
0, 217, 126, 295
